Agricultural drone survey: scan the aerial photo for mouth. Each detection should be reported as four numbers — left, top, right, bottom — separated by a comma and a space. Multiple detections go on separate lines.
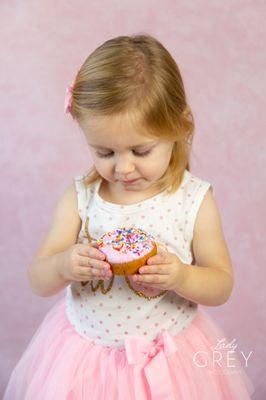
121, 178, 141, 184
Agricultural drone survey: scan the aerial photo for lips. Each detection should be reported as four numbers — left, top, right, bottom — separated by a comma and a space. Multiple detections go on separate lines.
122, 178, 140, 184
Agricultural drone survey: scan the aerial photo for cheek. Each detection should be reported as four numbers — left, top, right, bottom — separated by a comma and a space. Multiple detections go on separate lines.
91, 154, 109, 167
91, 156, 111, 174
146, 151, 170, 172
157, 147, 173, 168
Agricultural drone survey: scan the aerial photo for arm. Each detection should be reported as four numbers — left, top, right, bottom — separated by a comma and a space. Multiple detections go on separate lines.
28, 182, 82, 297
28, 252, 72, 298
174, 188, 234, 306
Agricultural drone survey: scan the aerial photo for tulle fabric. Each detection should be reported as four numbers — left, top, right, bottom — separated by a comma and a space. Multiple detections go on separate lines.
3, 296, 255, 400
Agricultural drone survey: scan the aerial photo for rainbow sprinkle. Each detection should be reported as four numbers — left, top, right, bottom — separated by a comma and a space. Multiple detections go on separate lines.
97, 226, 155, 256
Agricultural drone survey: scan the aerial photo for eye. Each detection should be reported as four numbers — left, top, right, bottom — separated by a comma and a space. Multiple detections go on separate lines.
134, 150, 151, 157
96, 152, 113, 158
96, 150, 151, 158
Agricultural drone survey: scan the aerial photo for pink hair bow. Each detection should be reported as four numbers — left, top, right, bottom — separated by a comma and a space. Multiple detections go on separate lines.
64, 80, 75, 114
124, 329, 178, 399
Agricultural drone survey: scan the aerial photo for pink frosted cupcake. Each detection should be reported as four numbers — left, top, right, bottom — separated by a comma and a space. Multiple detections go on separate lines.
97, 226, 157, 276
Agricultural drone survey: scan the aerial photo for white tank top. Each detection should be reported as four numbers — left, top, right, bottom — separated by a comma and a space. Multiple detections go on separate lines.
65, 169, 214, 348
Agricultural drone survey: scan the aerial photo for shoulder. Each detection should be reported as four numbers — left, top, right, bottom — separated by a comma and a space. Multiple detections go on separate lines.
74, 174, 100, 194
192, 186, 233, 278
193, 186, 219, 238
183, 170, 212, 192
32, 181, 81, 259
58, 180, 78, 205
53, 181, 80, 224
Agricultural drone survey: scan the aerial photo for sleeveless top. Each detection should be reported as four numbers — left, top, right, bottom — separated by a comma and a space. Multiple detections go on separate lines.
65, 169, 214, 348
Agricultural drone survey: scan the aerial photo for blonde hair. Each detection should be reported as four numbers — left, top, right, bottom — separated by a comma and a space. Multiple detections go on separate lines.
70, 33, 195, 195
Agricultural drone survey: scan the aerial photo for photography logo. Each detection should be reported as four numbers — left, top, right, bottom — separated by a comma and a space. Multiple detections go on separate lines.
192, 338, 253, 375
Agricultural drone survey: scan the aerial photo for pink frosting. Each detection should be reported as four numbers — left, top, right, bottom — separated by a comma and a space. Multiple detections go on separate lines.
97, 226, 155, 263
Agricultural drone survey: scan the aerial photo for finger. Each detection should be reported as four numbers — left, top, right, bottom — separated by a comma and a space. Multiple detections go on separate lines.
79, 266, 112, 279
157, 245, 168, 253
147, 252, 168, 265
133, 274, 164, 284
139, 282, 165, 290
79, 255, 111, 271
78, 267, 94, 278
139, 264, 170, 274
78, 242, 106, 261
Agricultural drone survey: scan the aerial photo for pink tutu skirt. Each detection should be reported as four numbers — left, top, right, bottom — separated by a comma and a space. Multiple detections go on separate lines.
4, 297, 255, 399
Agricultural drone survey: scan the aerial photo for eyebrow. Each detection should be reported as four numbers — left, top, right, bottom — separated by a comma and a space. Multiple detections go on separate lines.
89, 141, 158, 150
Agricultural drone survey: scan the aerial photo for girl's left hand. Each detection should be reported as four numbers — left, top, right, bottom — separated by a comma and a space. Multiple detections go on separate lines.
133, 250, 187, 291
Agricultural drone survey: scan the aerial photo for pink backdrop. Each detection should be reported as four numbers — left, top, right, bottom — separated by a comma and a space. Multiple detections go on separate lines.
1, 1, 265, 398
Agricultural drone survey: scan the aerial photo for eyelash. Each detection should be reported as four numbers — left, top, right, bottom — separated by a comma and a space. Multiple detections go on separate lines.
96, 150, 151, 158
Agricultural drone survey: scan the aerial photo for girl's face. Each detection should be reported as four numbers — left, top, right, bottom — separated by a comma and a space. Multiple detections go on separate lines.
81, 114, 174, 194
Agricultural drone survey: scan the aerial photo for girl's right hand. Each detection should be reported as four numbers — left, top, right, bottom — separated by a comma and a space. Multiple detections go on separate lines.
59, 241, 112, 283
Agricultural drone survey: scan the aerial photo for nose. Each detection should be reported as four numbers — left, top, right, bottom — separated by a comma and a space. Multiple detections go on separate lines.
114, 154, 135, 176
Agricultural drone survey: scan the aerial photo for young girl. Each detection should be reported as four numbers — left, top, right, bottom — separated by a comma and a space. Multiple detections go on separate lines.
4, 34, 254, 399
